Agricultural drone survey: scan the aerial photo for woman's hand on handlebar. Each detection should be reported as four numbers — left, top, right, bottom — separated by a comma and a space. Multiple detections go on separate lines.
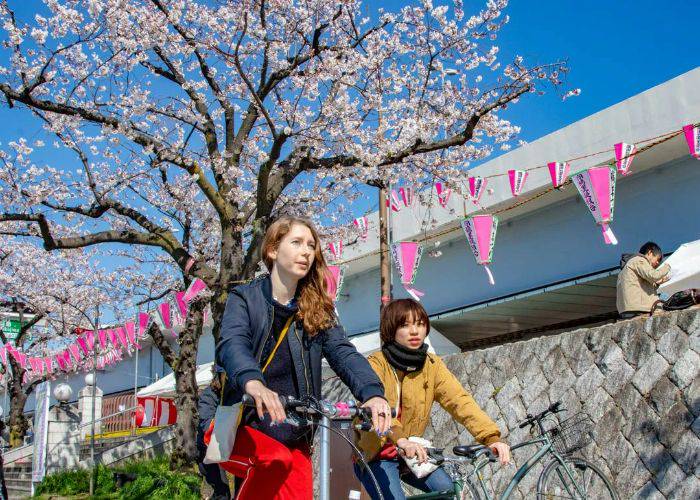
244, 380, 286, 424
360, 396, 392, 436
488, 441, 511, 466
396, 438, 428, 464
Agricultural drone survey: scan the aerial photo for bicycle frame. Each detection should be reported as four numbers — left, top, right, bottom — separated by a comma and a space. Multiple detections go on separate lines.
466, 435, 585, 500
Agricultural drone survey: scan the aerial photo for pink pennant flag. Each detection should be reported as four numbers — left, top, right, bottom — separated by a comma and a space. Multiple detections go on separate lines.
462, 215, 499, 285
508, 170, 528, 197
468, 177, 487, 204
138, 312, 151, 338
435, 182, 451, 209
353, 216, 369, 240
390, 241, 425, 301
68, 343, 82, 363
548, 162, 570, 188
183, 278, 208, 303
175, 291, 188, 319
77, 335, 90, 356
157, 302, 173, 334
328, 241, 343, 262
97, 356, 105, 370
614, 142, 636, 176
398, 186, 414, 208
0, 346, 6, 365
115, 327, 128, 349
125, 321, 140, 349
55, 352, 67, 371
98, 329, 109, 350
85, 330, 95, 351
10, 348, 28, 369
683, 124, 700, 159
107, 329, 118, 348
325, 265, 345, 302
29, 357, 43, 375
386, 190, 401, 212
44, 357, 53, 375
572, 166, 618, 245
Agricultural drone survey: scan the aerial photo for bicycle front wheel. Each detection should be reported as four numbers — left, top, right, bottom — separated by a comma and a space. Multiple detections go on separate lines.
537, 456, 618, 500
459, 478, 482, 500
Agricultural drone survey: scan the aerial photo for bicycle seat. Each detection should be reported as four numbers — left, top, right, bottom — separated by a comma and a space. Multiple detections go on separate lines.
452, 445, 487, 458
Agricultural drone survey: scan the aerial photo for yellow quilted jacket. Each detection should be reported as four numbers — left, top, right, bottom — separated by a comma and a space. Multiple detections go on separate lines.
355, 351, 501, 461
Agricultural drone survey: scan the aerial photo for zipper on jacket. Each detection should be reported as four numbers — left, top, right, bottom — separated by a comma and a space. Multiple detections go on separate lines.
294, 323, 311, 395
257, 306, 275, 364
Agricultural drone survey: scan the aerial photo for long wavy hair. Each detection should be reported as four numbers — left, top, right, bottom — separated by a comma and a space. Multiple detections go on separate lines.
262, 216, 336, 336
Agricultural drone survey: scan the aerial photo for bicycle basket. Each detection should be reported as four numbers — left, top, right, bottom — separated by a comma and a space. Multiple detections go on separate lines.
546, 413, 593, 455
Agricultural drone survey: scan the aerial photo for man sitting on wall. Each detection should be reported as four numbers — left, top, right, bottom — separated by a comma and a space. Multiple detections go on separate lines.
617, 241, 671, 319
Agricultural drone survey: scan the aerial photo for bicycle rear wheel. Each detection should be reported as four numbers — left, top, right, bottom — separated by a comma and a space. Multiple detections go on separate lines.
537, 456, 618, 500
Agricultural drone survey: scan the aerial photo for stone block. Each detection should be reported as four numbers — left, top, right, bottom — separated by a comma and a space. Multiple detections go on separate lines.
630, 482, 664, 500
495, 377, 522, 409
520, 369, 548, 406
585, 324, 614, 356
548, 364, 577, 402
582, 386, 612, 422
613, 382, 641, 420
676, 308, 700, 334
669, 475, 700, 500
668, 429, 700, 476
623, 397, 659, 443
563, 336, 594, 376
574, 364, 605, 401
650, 457, 686, 497
644, 314, 674, 340
648, 376, 681, 416
621, 329, 657, 368
472, 378, 496, 407
615, 455, 651, 499
669, 348, 700, 389
684, 376, 700, 417
656, 401, 694, 448
594, 405, 624, 448
656, 326, 689, 364
602, 357, 635, 398
604, 431, 636, 472
631, 353, 669, 396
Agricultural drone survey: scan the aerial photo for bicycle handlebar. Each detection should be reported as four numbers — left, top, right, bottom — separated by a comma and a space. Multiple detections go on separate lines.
240, 394, 396, 422
518, 400, 564, 429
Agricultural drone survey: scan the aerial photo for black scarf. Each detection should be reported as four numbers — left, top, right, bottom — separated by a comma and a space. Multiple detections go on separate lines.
382, 341, 428, 372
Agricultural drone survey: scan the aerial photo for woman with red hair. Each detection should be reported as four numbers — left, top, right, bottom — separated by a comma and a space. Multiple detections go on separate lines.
211, 216, 391, 499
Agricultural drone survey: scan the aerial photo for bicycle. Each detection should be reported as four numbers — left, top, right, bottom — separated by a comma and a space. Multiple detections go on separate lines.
400, 401, 618, 499
240, 393, 395, 500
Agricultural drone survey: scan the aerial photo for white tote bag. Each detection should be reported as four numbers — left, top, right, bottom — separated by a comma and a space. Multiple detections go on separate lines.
204, 316, 294, 464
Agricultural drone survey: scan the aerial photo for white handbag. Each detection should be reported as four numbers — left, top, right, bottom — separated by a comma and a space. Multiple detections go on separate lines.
390, 368, 439, 479
400, 436, 439, 479
204, 316, 294, 464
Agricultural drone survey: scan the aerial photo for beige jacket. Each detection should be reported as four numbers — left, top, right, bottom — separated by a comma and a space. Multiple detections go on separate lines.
355, 351, 501, 461
616, 255, 670, 314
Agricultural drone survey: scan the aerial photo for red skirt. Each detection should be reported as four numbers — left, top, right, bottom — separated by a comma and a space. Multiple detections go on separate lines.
204, 422, 312, 500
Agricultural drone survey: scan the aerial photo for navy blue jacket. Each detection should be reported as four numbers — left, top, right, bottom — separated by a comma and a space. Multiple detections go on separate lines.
216, 275, 385, 406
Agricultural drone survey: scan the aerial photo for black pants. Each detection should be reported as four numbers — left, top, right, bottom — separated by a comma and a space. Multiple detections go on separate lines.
619, 311, 647, 320
197, 427, 232, 500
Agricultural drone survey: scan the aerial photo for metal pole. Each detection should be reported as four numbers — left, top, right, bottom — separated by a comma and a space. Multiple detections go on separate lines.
319, 414, 331, 500
132, 307, 140, 436
89, 306, 99, 496
378, 185, 392, 312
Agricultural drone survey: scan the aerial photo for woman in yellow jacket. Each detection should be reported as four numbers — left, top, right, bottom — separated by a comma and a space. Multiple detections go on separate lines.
354, 299, 511, 499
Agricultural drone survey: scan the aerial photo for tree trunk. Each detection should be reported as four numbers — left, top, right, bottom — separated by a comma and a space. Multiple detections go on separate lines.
169, 299, 205, 471
8, 382, 29, 448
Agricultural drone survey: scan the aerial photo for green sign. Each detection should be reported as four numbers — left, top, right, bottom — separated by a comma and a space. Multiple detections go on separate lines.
0, 318, 28, 341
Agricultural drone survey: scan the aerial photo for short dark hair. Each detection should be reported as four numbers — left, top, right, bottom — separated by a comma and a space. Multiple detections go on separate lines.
639, 241, 662, 257
380, 299, 430, 345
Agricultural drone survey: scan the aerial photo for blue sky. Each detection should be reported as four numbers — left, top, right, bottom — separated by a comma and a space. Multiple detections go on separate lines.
2, 0, 698, 241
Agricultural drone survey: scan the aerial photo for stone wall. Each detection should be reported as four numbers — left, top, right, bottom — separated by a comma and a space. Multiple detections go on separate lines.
323, 307, 700, 499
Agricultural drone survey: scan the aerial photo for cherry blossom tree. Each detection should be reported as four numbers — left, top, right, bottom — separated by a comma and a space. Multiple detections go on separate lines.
0, 241, 124, 447
0, 0, 569, 467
